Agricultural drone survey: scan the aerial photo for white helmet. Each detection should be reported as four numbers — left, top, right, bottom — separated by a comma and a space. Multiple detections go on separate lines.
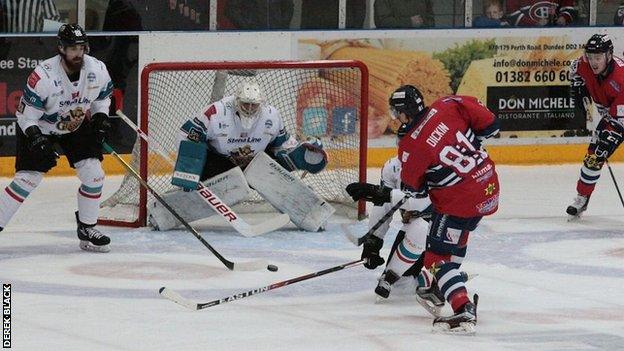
235, 81, 264, 129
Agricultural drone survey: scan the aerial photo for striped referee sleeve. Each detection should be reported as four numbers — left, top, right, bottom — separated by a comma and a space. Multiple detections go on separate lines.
4, 0, 61, 32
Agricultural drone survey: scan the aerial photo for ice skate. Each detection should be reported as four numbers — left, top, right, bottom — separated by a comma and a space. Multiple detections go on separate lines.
374, 270, 400, 302
566, 194, 589, 219
415, 278, 445, 317
76, 212, 110, 253
432, 295, 478, 335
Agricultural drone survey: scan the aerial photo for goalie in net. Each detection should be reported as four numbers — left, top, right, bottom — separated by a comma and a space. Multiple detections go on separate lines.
148, 80, 334, 232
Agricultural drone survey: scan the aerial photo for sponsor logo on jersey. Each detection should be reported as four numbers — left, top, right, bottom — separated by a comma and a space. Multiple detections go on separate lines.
227, 136, 262, 143
58, 96, 91, 107
265, 120, 273, 128
484, 182, 496, 196
16, 99, 25, 113
609, 80, 621, 93
401, 151, 410, 162
476, 193, 499, 214
618, 105, 624, 117
471, 163, 493, 183
218, 122, 229, 129
87, 72, 96, 83
27, 71, 41, 89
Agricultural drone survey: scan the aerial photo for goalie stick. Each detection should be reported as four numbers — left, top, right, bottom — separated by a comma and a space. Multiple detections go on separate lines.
159, 259, 365, 310
103, 142, 269, 272
342, 194, 413, 246
116, 110, 291, 237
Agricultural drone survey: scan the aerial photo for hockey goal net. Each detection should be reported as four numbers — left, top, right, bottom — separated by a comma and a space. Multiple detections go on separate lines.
99, 60, 368, 227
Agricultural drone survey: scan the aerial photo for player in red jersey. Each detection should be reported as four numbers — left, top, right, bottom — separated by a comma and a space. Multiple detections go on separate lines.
505, 0, 577, 26
567, 34, 624, 217
346, 85, 500, 333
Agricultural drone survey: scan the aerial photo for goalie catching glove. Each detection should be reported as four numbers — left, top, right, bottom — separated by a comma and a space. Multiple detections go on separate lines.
346, 182, 391, 206
276, 138, 328, 174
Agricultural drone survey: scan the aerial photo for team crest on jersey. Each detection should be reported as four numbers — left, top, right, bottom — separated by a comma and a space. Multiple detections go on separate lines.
57, 107, 86, 131
87, 72, 96, 83
265, 120, 273, 128
230, 145, 255, 167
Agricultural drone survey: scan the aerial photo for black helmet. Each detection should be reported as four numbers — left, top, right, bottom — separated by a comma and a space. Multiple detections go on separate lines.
396, 123, 410, 140
585, 34, 613, 54
389, 85, 426, 119
57, 23, 88, 48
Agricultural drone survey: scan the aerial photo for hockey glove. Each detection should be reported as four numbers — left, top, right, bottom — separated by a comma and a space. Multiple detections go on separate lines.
25, 126, 59, 168
346, 182, 391, 206
361, 235, 385, 269
91, 113, 111, 144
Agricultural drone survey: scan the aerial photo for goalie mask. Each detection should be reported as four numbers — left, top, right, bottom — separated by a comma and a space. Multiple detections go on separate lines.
235, 81, 264, 130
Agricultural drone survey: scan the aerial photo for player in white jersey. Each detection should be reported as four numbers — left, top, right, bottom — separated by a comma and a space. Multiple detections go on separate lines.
0, 24, 113, 252
148, 81, 329, 231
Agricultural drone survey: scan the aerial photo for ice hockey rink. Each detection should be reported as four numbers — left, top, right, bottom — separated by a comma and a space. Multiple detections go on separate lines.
1, 163, 623, 351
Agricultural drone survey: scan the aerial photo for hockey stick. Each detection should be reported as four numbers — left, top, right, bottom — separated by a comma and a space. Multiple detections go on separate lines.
103, 142, 269, 272
159, 259, 365, 310
605, 160, 624, 208
115, 110, 290, 237
342, 194, 413, 246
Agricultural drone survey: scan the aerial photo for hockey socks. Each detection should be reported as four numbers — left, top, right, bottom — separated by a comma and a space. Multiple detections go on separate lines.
0, 171, 42, 228
75, 159, 104, 225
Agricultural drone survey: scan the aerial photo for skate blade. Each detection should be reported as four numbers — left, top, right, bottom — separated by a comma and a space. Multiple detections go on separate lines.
567, 214, 582, 222
432, 321, 476, 335
374, 294, 389, 304
79, 241, 110, 253
415, 295, 442, 317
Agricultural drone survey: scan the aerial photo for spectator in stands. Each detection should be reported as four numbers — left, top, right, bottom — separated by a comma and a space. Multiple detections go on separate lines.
374, 0, 434, 29
225, 0, 293, 30
614, 1, 624, 25
300, 0, 366, 29
2, 0, 61, 32
506, 0, 577, 26
474, 0, 509, 27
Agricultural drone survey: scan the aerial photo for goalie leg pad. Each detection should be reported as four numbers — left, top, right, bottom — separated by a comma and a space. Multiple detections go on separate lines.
148, 167, 251, 231
244, 152, 334, 232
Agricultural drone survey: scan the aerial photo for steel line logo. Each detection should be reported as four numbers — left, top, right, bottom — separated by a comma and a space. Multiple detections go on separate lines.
2, 284, 10, 349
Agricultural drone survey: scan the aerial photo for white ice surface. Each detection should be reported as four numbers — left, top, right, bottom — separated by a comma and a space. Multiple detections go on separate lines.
1, 164, 624, 351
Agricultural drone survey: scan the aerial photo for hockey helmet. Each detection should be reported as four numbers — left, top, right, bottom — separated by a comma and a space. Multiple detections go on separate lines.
389, 85, 426, 119
57, 23, 89, 51
585, 34, 613, 54
235, 81, 264, 129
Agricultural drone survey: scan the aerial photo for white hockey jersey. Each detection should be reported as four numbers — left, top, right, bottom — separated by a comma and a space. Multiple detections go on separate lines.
369, 156, 432, 239
178, 96, 296, 165
16, 54, 113, 136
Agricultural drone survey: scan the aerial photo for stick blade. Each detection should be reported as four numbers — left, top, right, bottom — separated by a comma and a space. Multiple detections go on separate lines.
232, 259, 270, 271
159, 287, 199, 310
